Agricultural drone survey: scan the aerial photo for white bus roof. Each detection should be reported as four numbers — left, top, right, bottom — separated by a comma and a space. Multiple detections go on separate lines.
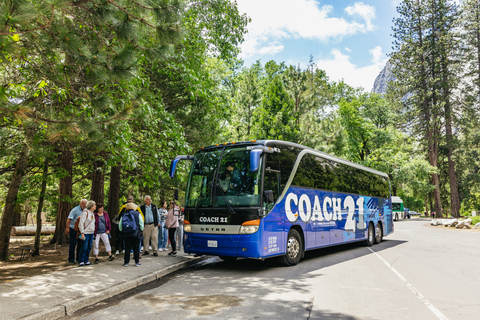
391, 196, 403, 203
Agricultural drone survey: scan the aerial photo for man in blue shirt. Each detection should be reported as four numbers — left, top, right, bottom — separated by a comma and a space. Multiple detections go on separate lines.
65, 199, 87, 263
140, 196, 161, 256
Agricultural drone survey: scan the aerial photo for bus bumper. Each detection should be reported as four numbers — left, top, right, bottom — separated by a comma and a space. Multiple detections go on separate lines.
184, 232, 263, 259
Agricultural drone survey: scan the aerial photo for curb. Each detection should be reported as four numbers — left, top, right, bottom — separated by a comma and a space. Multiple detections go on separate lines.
21, 256, 208, 320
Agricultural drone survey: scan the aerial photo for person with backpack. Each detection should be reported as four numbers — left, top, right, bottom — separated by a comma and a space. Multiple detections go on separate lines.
65, 199, 87, 264
78, 200, 96, 266
119, 202, 144, 266
113, 195, 144, 255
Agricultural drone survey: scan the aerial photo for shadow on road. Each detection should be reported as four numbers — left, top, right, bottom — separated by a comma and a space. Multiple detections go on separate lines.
209, 238, 407, 277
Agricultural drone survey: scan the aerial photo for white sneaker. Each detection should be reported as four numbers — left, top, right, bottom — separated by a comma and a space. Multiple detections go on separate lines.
141, 246, 144, 251
158, 248, 163, 252
122, 250, 125, 254
115, 250, 120, 255
149, 246, 152, 250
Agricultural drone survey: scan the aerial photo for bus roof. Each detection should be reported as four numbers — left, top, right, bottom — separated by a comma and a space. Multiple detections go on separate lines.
391, 196, 403, 203
198, 140, 389, 178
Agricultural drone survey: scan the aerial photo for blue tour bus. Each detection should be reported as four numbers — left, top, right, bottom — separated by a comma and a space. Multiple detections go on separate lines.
169, 140, 393, 266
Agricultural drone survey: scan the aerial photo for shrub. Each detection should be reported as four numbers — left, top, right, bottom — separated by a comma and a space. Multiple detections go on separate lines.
471, 216, 480, 225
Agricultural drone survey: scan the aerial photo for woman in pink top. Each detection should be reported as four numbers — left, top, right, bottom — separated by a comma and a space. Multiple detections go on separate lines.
165, 201, 180, 257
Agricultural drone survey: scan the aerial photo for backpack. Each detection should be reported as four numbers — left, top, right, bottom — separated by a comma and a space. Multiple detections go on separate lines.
122, 210, 137, 237
74, 217, 81, 239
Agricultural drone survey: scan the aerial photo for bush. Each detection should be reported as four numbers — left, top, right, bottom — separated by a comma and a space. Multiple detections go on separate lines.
471, 216, 480, 225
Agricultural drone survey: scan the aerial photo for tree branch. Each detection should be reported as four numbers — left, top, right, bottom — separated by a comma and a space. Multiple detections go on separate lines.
0, 5, 55, 35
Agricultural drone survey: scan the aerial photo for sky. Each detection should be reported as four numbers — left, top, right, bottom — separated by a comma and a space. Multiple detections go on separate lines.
236, 0, 401, 92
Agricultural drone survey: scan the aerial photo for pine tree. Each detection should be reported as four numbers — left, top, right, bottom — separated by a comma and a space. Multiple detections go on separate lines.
390, 0, 444, 216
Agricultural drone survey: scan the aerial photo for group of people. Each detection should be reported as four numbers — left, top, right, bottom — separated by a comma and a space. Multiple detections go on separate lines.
66, 195, 184, 267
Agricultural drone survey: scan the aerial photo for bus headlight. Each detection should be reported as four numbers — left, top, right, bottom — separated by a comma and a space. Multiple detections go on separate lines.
239, 219, 260, 234
184, 220, 191, 232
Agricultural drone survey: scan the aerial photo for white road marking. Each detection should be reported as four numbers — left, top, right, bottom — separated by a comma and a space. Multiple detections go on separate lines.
368, 247, 449, 320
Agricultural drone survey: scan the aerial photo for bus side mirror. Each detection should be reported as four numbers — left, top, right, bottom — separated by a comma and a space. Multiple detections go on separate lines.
169, 155, 194, 178
264, 190, 274, 203
250, 149, 263, 172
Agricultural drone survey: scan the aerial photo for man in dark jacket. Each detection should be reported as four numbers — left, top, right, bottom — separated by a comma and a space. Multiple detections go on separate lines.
140, 195, 161, 256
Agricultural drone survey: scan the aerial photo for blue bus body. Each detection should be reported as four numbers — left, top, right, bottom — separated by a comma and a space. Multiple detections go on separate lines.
183, 188, 393, 259
171, 140, 393, 265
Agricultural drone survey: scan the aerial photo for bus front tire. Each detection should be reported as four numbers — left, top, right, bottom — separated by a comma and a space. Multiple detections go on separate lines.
218, 256, 237, 262
365, 223, 375, 247
278, 229, 303, 266
374, 223, 383, 244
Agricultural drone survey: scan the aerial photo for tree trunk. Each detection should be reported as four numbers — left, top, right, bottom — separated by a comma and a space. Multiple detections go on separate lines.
0, 129, 33, 261
50, 148, 73, 245
429, 141, 443, 218
90, 152, 106, 204
107, 164, 121, 248
33, 157, 49, 256
424, 195, 428, 216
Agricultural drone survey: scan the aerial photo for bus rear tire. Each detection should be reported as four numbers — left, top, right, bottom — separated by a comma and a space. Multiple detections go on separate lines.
374, 223, 383, 244
218, 256, 237, 262
364, 223, 375, 247
278, 229, 303, 266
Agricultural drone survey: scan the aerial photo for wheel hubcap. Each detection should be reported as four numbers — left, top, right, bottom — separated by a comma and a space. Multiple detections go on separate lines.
375, 225, 381, 241
287, 236, 300, 259
369, 226, 374, 243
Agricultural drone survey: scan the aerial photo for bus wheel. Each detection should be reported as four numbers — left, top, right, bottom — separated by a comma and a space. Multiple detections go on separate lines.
218, 256, 237, 263
374, 223, 383, 244
278, 229, 303, 266
364, 223, 375, 247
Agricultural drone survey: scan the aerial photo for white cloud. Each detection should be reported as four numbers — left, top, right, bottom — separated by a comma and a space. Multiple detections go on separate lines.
238, 0, 377, 58
316, 46, 388, 90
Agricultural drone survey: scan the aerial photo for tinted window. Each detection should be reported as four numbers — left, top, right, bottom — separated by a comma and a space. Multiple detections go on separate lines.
291, 153, 389, 198
277, 145, 302, 193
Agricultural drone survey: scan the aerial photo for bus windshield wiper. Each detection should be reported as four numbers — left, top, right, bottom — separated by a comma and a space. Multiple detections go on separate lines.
215, 183, 236, 215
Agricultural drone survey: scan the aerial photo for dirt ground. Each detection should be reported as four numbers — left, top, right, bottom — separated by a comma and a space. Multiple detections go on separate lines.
0, 236, 106, 283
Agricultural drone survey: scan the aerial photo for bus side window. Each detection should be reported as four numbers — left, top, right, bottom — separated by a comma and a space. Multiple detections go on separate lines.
264, 153, 280, 212
264, 170, 280, 212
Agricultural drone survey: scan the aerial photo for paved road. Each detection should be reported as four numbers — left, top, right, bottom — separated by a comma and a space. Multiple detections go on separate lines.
68, 220, 480, 319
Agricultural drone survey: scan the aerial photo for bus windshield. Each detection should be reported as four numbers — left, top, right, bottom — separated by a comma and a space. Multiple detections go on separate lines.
185, 146, 263, 208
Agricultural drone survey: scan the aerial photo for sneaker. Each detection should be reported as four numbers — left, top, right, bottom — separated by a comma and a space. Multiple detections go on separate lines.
142, 251, 149, 256
141, 246, 144, 251
172, 252, 177, 257
122, 250, 125, 254
79, 262, 85, 266
123, 263, 129, 267
149, 246, 152, 250
115, 250, 120, 255
168, 251, 173, 256
153, 253, 158, 257
68, 260, 76, 264
109, 255, 115, 261
85, 262, 92, 266
157, 248, 163, 252
94, 258, 99, 264
135, 263, 141, 267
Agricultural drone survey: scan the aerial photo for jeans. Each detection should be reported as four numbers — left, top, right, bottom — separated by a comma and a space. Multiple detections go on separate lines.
68, 227, 80, 263
124, 237, 140, 265
158, 221, 168, 249
79, 233, 93, 264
